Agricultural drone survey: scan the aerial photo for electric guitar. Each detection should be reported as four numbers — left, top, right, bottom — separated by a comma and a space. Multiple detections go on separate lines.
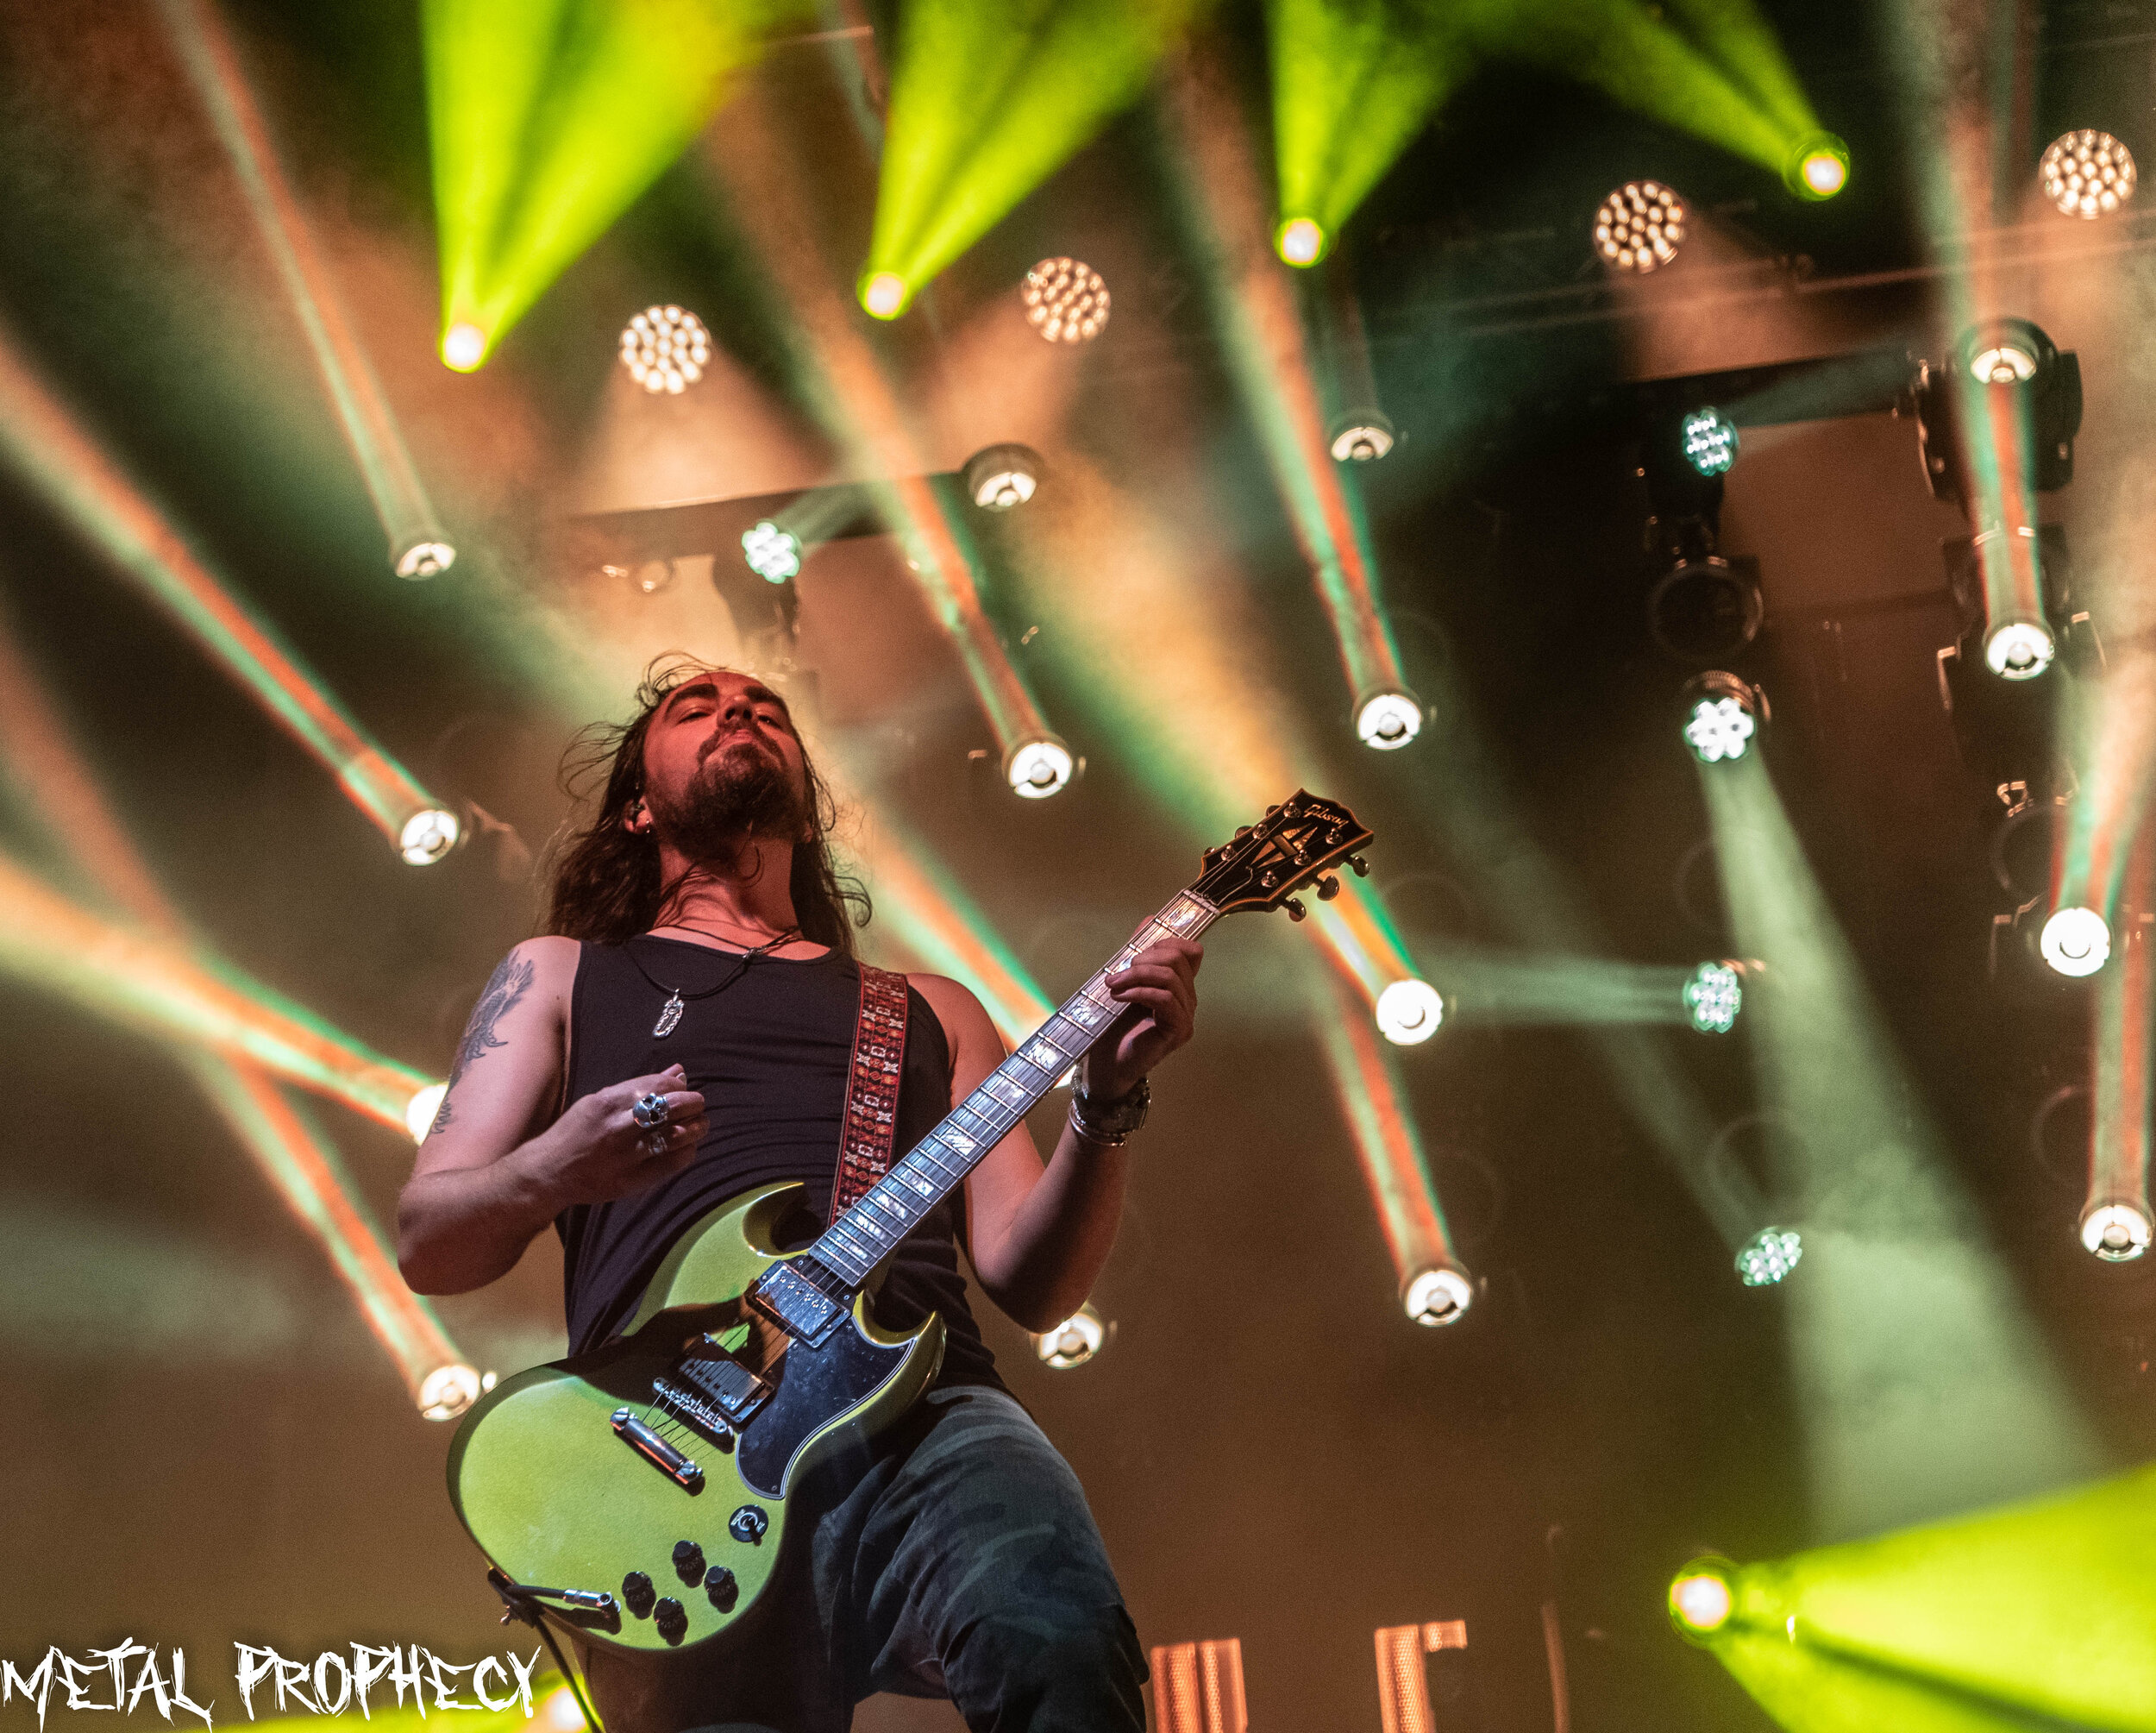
446, 791, 1373, 1654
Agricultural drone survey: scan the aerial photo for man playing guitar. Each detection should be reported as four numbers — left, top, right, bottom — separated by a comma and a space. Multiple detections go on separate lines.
397, 658, 1202, 1732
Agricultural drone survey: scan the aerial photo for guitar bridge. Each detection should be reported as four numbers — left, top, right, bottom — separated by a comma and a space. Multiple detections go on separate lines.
661, 1351, 772, 1430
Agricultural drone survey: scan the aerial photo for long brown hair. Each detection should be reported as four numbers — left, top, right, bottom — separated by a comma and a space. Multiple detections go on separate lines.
541, 655, 869, 954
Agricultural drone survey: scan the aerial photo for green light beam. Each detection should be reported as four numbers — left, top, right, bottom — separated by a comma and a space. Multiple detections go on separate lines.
1702, 752, 2098, 1537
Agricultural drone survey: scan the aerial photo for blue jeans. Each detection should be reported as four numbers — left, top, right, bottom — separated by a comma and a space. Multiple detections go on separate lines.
580, 1385, 1147, 1733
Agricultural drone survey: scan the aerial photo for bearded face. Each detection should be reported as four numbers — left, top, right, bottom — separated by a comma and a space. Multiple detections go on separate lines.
645, 732, 811, 865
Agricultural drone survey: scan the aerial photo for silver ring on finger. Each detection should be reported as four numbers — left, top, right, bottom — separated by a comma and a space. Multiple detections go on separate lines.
632, 1090, 672, 1128
642, 1127, 671, 1158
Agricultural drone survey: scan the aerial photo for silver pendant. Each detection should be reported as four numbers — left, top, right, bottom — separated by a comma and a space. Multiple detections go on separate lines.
653, 992, 684, 1038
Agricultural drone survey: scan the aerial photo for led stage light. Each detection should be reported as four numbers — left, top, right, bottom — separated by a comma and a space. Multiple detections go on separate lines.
1275, 215, 1326, 266
417, 1361, 486, 1422
1376, 978, 1444, 1045
398, 807, 462, 866
1685, 960, 1743, 1033
1595, 181, 1685, 273
394, 537, 456, 580
2040, 905, 2110, 976
1682, 407, 1739, 476
1356, 689, 1423, 751
2042, 129, 2135, 219
1033, 1303, 1107, 1368
2082, 1200, 2153, 1262
441, 322, 486, 371
1669, 1558, 1737, 1640
742, 520, 802, 583
1329, 412, 1395, 462
1735, 1225, 1802, 1286
1786, 130, 1850, 199
405, 1082, 448, 1142
619, 304, 711, 393
1681, 672, 1763, 764
1403, 1264, 1473, 1326
1005, 734, 1075, 799
1984, 617, 2056, 681
860, 272, 908, 319
964, 443, 1042, 511
1021, 257, 1110, 343
1963, 319, 2046, 386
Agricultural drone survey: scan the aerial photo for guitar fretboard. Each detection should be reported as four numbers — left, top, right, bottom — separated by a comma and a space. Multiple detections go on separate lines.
805, 889, 1220, 1287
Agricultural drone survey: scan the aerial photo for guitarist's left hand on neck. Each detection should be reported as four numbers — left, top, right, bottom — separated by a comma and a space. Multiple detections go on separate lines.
1080, 934, 1205, 1102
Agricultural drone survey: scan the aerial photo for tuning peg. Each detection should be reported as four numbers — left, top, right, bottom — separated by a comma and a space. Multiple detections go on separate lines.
1347, 855, 1370, 877
1316, 875, 1341, 901
1283, 896, 1307, 922
1234, 826, 1251, 839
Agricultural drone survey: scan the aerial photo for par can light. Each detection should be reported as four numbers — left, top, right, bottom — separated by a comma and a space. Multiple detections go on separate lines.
1375, 978, 1445, 1045
1005, 735, 1075, 800
399, 807, 461, 866
1684, 961, 1743, 1033
2081, 1200, 2153, 1262
417, 1362, 485, 1422
1330, 412, 1395, 462
1668, 1557, 1738, 1641
1736, 1226, 1802, 1286
2042, 130, 2136, 219
742, 520, 802, 584
1275, 216, 1327, 267
1403, 1265, 1473, 1326
1355, 688, 1423, 751
393, 537, 455, 581
2040, 905, 2110, 976
1594, 181, 1686, 273
1033, 1303, 1108, 1367
1020, 258, 1110, 343
1984, 618, 2056, 681
859, 272, 909, 319
405, 1082, 448, 1143
963, 443, 1043, 511
440, 323, 486, 371
1786, 132, 1850, 200
1681, 407, 1739, 476
1680, 672, 1764, 764
620, 305, 711, 394
1961, 317, 2053, 386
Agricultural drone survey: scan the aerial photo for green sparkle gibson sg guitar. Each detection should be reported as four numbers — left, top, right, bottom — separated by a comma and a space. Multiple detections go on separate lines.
445, 791, 1373, 1655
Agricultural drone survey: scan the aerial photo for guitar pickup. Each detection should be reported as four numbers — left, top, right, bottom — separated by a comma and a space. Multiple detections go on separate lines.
747, 1260, 843, 1347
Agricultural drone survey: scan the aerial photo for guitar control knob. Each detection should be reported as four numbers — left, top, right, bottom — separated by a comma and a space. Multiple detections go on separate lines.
621, 1572, 656, 1618
729, 1504, 770, 1545
672, 1540, 705, 1583
705, 1566, 738, 1611
652, 1598, 687, 1644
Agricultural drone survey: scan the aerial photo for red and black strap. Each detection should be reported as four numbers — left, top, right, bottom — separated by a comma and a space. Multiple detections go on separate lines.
832, 963, 912, 1213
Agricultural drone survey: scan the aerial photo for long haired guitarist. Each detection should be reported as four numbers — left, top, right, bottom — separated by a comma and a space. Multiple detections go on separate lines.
396, 657, 1201, 1733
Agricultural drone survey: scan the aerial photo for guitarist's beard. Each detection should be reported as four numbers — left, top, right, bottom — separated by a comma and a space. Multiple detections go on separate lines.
649, 741, 810, 871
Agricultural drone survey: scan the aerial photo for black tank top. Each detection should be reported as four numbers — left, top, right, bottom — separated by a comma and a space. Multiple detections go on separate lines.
555, 937, 1006, 1392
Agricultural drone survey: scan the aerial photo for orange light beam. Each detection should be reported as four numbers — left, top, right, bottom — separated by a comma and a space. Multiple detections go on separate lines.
0, 323, 449, 849
159, 0, 452, 578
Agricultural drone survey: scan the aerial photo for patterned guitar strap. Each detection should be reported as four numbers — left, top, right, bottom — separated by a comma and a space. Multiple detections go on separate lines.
832, 963, 912, 1214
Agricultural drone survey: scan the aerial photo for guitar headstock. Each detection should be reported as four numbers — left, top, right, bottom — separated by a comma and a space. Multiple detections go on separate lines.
1190, 791, 1374, 920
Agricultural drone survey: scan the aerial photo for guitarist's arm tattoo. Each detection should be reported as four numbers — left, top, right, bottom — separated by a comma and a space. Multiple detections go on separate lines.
430, 952, 536, 1133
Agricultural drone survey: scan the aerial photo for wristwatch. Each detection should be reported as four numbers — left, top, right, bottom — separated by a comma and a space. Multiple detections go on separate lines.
1069, 1076, 1150, 1146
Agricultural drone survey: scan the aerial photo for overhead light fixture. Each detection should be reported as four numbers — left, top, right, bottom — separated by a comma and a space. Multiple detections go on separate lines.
1402, 1265, 1473, 1327
1681, 407, 1739, 476
1785, 131, 1851, 200
2041, 130, 2135, 220
742, 521, 802, 584
1020, 258, 1110, 343
1033, 1303, 1109, 1367
393, 537, 455, 580
404, 1082, 448, 1143
440, 323, 486, 372
1668, 1557, 1738, 1641
1355, 688, 1423, 751
1684, 961, 1744, 1033
1594, 181, 1686, 273
1329, 411, 1395, 462
2039, 905, 2110, 977
1680, 671, 1764, 764
1984, 616, 2056, 681
1960, 317, 2054, 386
1648, 556, 1764, 663
619, 305, 711, 394
1375, 978, 1445, 1046
1275, 216, 1327, 267
859, 272, 909, 319
2081, 1200, 2153, 1262
1735, 1225, 1802, 1286
963, 443, 1042, 510
417, 1362, 485, 1422
398, 807, 462, 866
1004, 734, 1075, 800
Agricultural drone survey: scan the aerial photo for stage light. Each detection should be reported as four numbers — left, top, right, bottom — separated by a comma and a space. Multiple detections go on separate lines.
1275, 215, 1326, 266
1403, 1265, 1473, 1326
2041, 130, 2135, 219
1669, 1558, 1737, 1640
2040, 905, 2110, 977
1004, 734, 1075, 799
619, 304, 711, 393
1681, 407, 1739, 476
1735, 1225, 1803, 1286
393, 537, 455, 580
742, 520, 801, 583
1965, 323, 2044, 386
2081, 1201, 2153, 1262
417, 1361, 484, 1422
1648, 557, 1764, 662
441, 322, 486, 371
860, 272, 908, 319
629, 559, 674, 594
1786, 131, 1850, 200
1020, 257, 1110, 343
1594, 181, 1686, 273
1356, 689, 1423, 751
963, 443, 1043, 511
405, 1082, 448, 1143
1685, 961, 1743, 1033
398, 807, 461, 866
1329, 412, 1395, 462
1375, 978, 1445, 1045
1682, 673, 1763, 764
1033, 1302, 1107, 1368
1984, 617, 2056, 681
